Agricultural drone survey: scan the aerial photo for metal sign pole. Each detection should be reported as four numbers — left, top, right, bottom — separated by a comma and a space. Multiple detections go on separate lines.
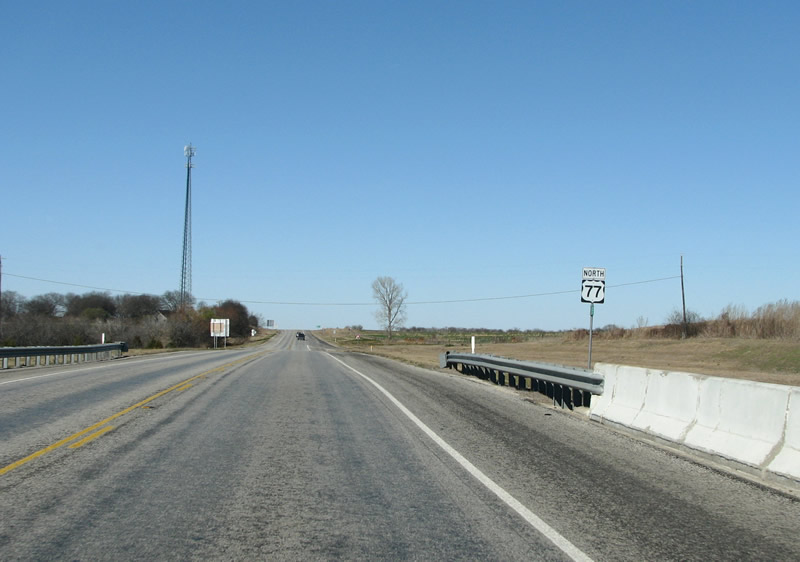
588, 303, 594, 369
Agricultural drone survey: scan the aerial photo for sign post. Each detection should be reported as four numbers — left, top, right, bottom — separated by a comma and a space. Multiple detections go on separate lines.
581, 268, 605, 368
588, 303, 595, 368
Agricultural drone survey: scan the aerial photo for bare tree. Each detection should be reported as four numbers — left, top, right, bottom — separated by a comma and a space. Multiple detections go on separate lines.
215, 299, 252, 337
117, 294, 163, 320
1, 290, 25, 318
24, 293, 65, 317
66, 291, 116, 319
162, 290, 194, 312
372, 276, 407, 339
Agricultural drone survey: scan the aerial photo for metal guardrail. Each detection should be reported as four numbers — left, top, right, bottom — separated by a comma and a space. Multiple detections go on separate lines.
0, 342, 129, 370
440, 351, 603, 409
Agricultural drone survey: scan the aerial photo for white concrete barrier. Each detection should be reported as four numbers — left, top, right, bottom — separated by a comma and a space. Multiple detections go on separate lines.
768, 388, 800, 481
585, 363, 615, 419
684, 377, 789, 468
590, 364, 648, 427
636, 369, 700, 442
590, 363, 800, 487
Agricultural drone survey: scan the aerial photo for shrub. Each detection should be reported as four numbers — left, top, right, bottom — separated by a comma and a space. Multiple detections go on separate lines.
752, 300, 800, 338
147, 338, 164, 349
701, 300, 800, 339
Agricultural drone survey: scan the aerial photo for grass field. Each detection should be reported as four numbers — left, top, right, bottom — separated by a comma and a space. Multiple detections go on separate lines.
318, 329, 800, 387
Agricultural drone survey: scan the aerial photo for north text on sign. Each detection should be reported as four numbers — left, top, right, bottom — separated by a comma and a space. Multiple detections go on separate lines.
582, 268, 606, 280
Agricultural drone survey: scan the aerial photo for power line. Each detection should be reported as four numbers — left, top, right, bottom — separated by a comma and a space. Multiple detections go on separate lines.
1, 271, 681, 307
3, 273, 151, 295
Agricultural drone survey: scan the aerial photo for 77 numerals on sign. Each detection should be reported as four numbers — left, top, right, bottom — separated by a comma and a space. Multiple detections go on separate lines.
581, 280, 605, 304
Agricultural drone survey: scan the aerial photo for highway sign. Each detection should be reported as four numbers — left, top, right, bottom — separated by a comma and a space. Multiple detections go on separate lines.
581, 267, 605, 304
581, 280, 605, 303
582, 267, 605, 368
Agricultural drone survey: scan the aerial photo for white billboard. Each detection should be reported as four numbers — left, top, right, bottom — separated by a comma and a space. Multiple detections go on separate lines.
210, 318, 230, 337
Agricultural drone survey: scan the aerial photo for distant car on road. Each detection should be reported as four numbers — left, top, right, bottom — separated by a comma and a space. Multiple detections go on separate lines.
296, 331, 305, 340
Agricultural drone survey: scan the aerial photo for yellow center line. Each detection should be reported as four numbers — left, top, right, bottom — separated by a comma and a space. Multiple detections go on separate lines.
0, 350, 269, 477
68, 426, 115, 449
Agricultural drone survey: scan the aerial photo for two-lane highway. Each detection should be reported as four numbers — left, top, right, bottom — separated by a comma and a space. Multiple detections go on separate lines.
2, 331, 799, 560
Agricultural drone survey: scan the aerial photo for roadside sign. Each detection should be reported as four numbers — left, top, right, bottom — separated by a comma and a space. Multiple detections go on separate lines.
581, 280, 605, 303
581, 267, 605, 304
581, 267, 605, 368
210, 318, 230, 350
210, 318, 230, 337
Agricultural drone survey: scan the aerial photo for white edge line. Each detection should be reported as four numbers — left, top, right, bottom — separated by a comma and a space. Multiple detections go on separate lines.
0, 370, 81, 386
325, 352, 593, 562
0, 362, 123, 386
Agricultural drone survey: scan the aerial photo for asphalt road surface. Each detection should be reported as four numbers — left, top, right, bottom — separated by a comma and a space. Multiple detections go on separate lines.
2, 331, 799, 560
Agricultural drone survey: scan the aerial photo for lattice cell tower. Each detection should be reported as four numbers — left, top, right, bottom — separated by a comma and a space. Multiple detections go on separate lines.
179, 144, 195, 310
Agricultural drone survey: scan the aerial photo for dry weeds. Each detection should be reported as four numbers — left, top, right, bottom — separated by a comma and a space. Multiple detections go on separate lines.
321, 332, 800, 387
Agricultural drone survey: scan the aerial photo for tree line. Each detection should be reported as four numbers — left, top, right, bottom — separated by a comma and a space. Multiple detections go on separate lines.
0, 289, 261, 349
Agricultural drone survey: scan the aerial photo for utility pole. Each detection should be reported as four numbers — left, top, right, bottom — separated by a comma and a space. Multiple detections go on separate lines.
179, 144, 195, 311
681, 255, 687, 339
0, 254, 3, 340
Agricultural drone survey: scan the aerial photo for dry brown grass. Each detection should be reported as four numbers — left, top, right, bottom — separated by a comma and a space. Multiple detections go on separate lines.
320, 331, 800, 387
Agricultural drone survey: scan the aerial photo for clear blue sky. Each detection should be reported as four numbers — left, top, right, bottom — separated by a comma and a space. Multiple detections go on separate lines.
2, 1, 798, 331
